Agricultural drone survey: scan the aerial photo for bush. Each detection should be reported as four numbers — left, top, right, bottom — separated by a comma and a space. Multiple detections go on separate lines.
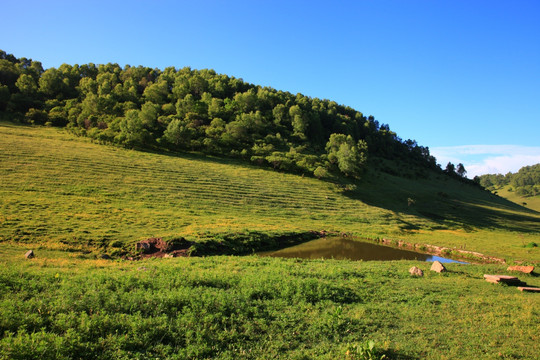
25, 108, 49, 125
314, 166, 329, 179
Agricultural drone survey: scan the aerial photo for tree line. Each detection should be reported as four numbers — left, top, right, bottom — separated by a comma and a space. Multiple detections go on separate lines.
1, 49, 441, 179
477, 164, 540, 197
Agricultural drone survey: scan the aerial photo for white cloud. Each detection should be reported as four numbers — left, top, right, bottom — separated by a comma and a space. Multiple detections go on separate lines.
430, 145, 540, 178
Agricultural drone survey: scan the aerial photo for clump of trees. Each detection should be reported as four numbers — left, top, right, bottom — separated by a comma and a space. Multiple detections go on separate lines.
477, 164, 540, 197
1, 49, 440, 180
444, 162, 467, 178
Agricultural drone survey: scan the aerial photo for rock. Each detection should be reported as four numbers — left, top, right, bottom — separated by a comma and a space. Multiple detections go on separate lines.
409, 266, 423, 277
164, 253, 174, 258
517, 286, 540, 292
484, 274, 521, 284
430, 261, 446, 273
24, 250, 35, 259
507, 265, 534, 274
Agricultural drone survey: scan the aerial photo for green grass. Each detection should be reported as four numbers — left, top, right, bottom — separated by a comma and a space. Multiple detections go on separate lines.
496, 186, 540, 212
1, 123, 540, 359
0, 250, 538, 359
0, 123, 539, 262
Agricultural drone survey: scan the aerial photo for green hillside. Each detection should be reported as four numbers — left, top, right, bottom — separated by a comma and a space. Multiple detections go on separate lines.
1, 50, 540, 359
0, 49, 441, 182
1, 123, 538, 262
497, 186, 540, 212
478, 164, 540, 212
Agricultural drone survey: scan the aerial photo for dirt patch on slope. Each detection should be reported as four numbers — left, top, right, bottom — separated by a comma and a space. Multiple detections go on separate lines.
135, 237, 192, 259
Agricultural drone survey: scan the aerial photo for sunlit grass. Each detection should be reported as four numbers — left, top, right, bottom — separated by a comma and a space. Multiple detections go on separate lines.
0, 250, 538, 359
0, 123, 538, 262
497, 185, 540, 212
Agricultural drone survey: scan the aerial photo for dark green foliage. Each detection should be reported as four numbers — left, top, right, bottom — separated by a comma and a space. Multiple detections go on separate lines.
188, 230, 322, 256
0, 49, 441, 180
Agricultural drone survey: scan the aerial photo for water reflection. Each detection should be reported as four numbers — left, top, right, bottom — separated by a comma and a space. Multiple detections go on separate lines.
258, 237, 466, 263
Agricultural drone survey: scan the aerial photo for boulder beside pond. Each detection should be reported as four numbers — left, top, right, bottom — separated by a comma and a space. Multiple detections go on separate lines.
409, 266, 423, 277
430, 261, 446, 273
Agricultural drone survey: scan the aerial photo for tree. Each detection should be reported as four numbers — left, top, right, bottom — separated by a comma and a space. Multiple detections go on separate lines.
116, 110, 151, 147
313, 166, 329, 179
143, 80, 169, 105
456, 163, 467, 177
163, 118, 195, 148
38, 68, 64, 99
444, 162, 455, 174
25, 108, 48, 125
0, 59, 20, 91
289, 105, 307, 139
15, 74, 38, 95
0, 85, 9, 111
325, 134, 368, 177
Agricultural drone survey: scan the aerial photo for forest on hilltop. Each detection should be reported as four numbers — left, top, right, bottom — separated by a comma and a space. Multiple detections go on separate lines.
478, 163, 540, 197
1, 49, 460, 180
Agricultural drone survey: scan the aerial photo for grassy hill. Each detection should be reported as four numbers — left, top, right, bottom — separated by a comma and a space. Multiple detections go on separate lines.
1, 122, 539, 262
493, 186, 540, 213
1, 123, 539, 359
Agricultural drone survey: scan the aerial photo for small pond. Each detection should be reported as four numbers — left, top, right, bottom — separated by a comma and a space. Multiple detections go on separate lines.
258, 237, 467, 263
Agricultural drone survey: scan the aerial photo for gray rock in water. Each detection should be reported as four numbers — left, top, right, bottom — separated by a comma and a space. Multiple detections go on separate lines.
409, 266, 423, 277
430, 261, 446, 273
24, 250, 35, 259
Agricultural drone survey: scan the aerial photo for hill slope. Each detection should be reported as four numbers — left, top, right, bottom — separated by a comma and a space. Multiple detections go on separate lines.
1, 123, 538, 262
0, 49, 441, 181
496, 186, 540, 212
478, 164, 540, 212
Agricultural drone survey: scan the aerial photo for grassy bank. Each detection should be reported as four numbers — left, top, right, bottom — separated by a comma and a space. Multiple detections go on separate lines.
0, 249, 538, 359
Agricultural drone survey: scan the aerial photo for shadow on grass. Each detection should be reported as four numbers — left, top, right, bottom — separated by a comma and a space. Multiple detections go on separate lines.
143, 145, 540, 235
338, 172, 540, 234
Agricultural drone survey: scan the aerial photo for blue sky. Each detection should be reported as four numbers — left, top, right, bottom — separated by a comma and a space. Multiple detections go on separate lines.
2, 0, 539, 177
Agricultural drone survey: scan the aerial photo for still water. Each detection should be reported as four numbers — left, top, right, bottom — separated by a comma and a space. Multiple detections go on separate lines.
258, 237, 466, 263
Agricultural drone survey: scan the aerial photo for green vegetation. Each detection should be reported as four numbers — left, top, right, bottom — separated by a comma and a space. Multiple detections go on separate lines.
1, 123, 538, 262
1, 249, 538, 360
495, 186, 540, 213
477, 164, 540, 198
0, 49, 440, 180
1, 49, 540, 359
477, 164, 540, 212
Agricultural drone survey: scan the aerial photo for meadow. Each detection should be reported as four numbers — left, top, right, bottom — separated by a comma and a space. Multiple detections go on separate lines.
0, 247, 538, 360
0, 123, 539, 359
496, 186, 540, 213
0, 123, 538, 262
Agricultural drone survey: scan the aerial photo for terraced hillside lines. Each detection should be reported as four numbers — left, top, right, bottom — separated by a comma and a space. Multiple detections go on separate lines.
0, 124, 388, 246
1, 123, 539, 262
